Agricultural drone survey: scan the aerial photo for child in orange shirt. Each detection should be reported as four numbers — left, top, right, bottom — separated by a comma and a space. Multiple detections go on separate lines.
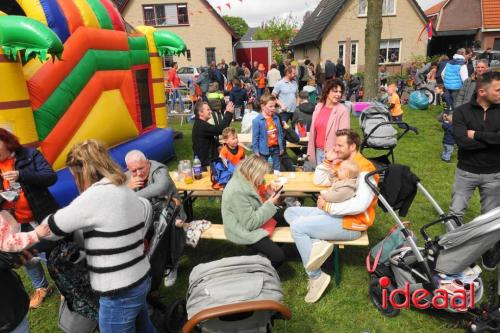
219, 127, 246, 166
387, 83, 403, 122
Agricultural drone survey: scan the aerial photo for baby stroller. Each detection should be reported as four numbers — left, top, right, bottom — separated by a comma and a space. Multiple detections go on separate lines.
359, 103, 417, 164
366, 165, 487, 317
183, 255, 291, 332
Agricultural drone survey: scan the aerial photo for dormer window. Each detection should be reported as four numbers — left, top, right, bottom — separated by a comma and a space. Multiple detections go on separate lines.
358, 0, 396, 16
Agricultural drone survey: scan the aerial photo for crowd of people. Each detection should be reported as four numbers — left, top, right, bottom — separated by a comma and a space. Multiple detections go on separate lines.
1, 47, 500, 332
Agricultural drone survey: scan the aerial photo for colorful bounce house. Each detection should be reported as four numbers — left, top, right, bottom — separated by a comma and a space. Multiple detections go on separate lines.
0, 0, 186, 206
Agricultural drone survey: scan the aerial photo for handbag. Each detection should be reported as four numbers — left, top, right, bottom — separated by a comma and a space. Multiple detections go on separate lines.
366, 222, 416, 273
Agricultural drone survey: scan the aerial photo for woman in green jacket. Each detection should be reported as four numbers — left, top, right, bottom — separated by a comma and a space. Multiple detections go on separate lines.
221, 155, 285, 268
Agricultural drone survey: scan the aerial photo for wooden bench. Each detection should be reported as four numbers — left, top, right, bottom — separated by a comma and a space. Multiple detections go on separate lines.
201, 224, 369, 286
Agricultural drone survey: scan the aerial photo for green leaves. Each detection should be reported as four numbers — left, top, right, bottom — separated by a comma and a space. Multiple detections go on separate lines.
222, 15, 249, 38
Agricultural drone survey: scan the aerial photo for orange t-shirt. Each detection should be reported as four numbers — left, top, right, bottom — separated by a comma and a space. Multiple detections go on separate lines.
265, 117, 279, 147
220, 145, 246, 166
0, 158, 33, 223
390, 93, 403, 117
257, 72, 266, 88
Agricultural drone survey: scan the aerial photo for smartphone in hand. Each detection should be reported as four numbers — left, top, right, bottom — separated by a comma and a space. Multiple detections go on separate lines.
272, 185, 284, 197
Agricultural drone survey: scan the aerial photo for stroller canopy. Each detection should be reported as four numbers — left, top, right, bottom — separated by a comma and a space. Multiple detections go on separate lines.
436, 207, 500, 274
359, 103, 398, 148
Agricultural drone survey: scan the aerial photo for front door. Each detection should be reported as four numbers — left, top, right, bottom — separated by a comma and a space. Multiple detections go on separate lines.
349, 42, 358, 75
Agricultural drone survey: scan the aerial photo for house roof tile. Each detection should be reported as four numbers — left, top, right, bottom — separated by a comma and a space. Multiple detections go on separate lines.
482, 0, 500, 29
424, 0, 446, 16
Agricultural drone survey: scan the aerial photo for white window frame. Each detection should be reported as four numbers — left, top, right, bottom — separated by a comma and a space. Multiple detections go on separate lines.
351, 42, 358, 66
143, 3, 189, 27
338, 43, 345, 65
358, 0, 397, 17
379, 39, 401, 64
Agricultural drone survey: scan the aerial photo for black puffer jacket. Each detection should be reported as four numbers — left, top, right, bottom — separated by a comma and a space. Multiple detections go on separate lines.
12, 147, 60, 222
292, 102, 314, 130
0, 255, 29, 333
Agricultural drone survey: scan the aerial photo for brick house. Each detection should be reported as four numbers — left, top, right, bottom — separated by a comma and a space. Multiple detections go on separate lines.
290, 0, 428, 75
116, 0, 238, 68
426, 0, 500, 56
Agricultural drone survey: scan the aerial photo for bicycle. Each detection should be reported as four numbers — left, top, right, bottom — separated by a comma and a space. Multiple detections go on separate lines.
397, 79, 435, 105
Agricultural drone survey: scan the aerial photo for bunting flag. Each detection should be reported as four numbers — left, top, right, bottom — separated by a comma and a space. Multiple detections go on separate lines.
226, 3, 231, 9
216, 5, 222, 11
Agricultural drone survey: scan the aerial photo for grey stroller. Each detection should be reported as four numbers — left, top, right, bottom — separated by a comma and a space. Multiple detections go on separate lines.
360, 103, 417, 164
366, 166, 487, 317
183, 255, 291, 333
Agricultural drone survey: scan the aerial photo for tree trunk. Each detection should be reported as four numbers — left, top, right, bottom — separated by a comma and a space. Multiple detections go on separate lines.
364, 0, 383, 101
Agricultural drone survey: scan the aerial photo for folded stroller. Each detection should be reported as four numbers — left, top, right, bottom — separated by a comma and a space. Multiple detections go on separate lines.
360, 103, 417, 164
183, 255, 291, 333
366, 165, 486, 317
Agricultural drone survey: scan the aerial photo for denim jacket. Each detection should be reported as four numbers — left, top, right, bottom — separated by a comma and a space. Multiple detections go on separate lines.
251, 114, 284, 155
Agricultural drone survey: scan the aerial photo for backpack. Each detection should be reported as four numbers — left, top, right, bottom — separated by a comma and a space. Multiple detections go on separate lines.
210, 158, 235, 189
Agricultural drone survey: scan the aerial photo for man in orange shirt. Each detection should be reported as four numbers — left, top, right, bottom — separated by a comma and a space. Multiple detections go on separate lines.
167, 62, 185, 112
284, 129, 378, 303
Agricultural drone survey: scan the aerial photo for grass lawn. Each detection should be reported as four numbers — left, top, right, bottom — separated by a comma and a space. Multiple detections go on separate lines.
23, 104, 495, 332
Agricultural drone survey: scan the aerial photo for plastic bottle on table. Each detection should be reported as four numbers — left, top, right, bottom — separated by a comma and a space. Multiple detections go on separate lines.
193, 155, 202, 180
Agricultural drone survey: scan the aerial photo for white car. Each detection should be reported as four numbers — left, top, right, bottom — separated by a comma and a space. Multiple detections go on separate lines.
176, 66, 202, 86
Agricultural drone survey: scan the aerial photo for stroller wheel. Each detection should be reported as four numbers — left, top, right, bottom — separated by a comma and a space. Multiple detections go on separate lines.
369, 277, 400, 317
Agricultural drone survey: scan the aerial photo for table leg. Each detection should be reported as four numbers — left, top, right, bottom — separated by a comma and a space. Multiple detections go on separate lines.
183, 190, 194, 222
333, 245, 340, 287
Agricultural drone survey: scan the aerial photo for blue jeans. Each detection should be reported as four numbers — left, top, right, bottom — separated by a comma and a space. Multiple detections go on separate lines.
99, 277, 156, 333
284, 207, 361, 279
262, 146, 281, 172
169, 89, 185, 111
20, 222, 48, 290
442, 144, 454, 161
256, 87, 265, 98
11, 315, 29, 333
279, 112, 293, 123
315, 148, 325, 166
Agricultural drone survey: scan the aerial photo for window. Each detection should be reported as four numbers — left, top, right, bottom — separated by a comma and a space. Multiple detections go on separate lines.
351, 43, 357, 65
338, 44, 344, 63
359, 0, 396, 16
163, 55, 174, 68
143, 4, 189, 26
186, 49, 191, 61
206, 48, 216, 66
379, 39, 401, 63
177, 67, 193, 74
133, 69, 153, 129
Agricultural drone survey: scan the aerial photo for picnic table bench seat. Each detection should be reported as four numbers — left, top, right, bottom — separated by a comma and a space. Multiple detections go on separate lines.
200, 224, 369, 286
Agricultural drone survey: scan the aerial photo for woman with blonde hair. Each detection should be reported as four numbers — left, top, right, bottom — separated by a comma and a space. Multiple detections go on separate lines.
221, 155, 285, 268
43, 140, 156, 333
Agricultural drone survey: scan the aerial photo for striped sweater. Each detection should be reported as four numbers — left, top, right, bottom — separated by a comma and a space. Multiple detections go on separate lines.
45, 178, 152, 295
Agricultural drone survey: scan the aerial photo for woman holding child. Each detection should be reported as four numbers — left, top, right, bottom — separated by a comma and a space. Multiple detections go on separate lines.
221, 155, 286, 269
307, 78, 350, 166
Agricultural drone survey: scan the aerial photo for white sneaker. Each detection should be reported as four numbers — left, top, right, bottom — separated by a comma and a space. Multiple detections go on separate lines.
164, 267, 178, 287
305, 272, 331, 303
306, 240, 334, 272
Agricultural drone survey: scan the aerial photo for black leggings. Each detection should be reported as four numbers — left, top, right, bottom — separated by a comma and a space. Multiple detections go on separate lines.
248, 237, 285, 269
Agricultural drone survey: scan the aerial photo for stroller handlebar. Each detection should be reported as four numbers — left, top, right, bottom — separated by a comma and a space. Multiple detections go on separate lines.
182, 300, 292, 333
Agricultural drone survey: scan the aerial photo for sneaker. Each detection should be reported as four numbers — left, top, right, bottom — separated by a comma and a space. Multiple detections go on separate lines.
482, 241, 500, 271
306, 240, 334, 272
164, 267, 178, 287
29, 285, 52, 309
305, 272, 331, 303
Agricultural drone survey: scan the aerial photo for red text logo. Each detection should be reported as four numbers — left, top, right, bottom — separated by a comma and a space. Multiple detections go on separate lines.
379, 276, 474, 311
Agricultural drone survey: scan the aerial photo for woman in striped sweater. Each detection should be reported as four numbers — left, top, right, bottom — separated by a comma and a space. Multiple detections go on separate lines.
43, 140, 156, 333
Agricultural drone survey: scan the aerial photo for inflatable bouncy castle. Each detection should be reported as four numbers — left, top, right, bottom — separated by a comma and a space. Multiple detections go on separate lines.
0, 1, 186, 205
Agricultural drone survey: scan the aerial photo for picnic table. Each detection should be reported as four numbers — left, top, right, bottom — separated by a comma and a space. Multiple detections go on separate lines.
170, 170, 370, 287
222, 133, 309, 149
171, 171, 324, 220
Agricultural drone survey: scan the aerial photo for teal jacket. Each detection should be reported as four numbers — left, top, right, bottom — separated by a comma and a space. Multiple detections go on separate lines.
221, 171, 277, 245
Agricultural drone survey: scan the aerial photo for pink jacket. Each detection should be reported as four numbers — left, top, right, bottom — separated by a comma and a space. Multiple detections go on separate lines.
0, 211, 38, 252
307, 102, 350, 165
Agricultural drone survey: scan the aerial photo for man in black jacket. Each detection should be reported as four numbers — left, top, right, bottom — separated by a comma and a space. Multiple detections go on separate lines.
192, 101, 234, 170
450, 72, 500, 226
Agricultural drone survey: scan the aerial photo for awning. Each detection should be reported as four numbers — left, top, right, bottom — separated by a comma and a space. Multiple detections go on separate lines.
434, 29, 479, 37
